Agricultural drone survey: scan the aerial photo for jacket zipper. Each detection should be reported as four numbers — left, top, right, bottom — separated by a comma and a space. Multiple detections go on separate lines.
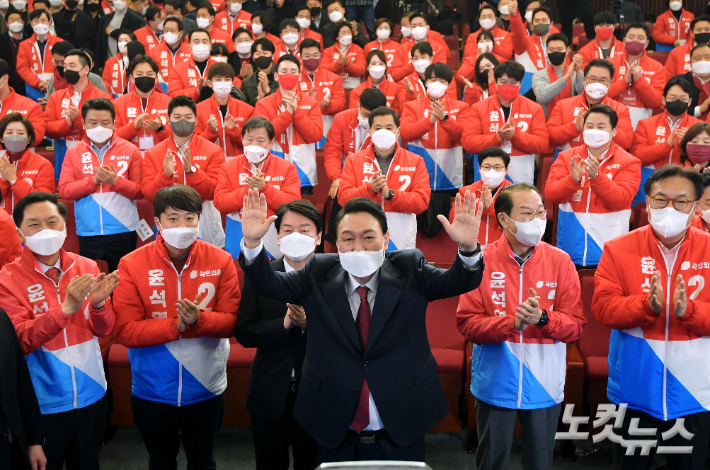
582, 179, 592, 266
433, 110, 438, 191
165, 256, 190, 407
658, 245, 680, 421
510, 253, 531, 409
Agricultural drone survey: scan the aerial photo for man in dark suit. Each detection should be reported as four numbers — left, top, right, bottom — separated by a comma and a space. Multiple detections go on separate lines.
238, 187, 485, 462
235, 199, 321, 470
97, 2, 145, 69
0, 310, 46, 470
306, 0, 329, 35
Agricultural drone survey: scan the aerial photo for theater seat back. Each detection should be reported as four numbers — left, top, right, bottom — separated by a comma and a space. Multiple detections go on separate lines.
59, 198, 80, 254
576, 269, 611, 361
416, 229, 458, 266
426, 294, 464, 351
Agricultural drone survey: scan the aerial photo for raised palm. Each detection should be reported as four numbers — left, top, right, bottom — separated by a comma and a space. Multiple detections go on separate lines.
437, 190, 483, 252
242, 189, 277, 248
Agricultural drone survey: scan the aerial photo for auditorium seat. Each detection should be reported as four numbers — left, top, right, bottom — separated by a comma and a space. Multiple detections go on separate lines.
35, 147, 54, 166
577, 36, 590, 49
538, 154, 556, 243
59, 198, 80, 254
649, 51, 669, 65
107, 343, 134, 426
224, 338, 256, 426
632, 202, 649, 230
416, 227, 458, 266
313, 149, 330, 213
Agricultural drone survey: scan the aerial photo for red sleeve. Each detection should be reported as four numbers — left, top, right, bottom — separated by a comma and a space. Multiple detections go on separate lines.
630, 121, 676, 166
262, 163, 301, 211
0, 223, 21, 269
322, 76, 346, 115
28, 104, 46, 146
665, 49, 679, 77
539, 255, 585, 342
546, 102, 580, 148
58, 150, 97, 200
320, 47, 338, 73
111, 147, 143, 200
167, 69, 199, 100
613, 105, 634, 150
399, 103, 433, 141
393, 83, 407, 116
16, 44, 40, 89
188, 256, 240, 338
141, 148, 172, 202
632, 65, 666, 109
677, 297, 710, 336
494, 32, 514, 60
606, 73, 629, 101
456, 288, 518, 344
509, 10, 528, 56
338, 156, 378, 204
653, 15, 676, 45
461, 104, 501, 154
344, 47, 366, 77
254, 99, 294, 138
11, 158, 55, 201
194, 106, 220, 142
455, 56, 475, 84
44, 95, 75, 139
349, 86, 362, 109
212, 163, 246, 214
588, 155, 641, 211
544, 151, 578, 203
441, 102, 470, 141
463, 33, 478, 59
292, 101, 324, 144
390, 44, 414, 82
86, 263, 115, 338
185, 146, 224, 201
510, 104, 549, 154
387, 157, 430, 214
323, 115, 346, 181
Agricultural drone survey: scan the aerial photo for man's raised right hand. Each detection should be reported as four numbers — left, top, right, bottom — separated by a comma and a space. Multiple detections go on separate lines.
242, 189, 277, 249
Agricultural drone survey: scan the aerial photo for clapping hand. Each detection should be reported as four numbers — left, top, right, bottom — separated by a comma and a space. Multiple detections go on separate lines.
514, 287, 542, 331
89, 271, 120, 308
176, 293, 202, 332
648, 270, 664, 315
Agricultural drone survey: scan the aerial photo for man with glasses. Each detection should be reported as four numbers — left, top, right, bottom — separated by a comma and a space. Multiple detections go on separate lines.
593, 165, 710, 470
545, 104, 640, 268
457, 181, 585, 470
547, 59, 634, 155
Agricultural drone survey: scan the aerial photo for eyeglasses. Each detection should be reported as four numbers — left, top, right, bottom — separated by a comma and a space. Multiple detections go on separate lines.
480, 164, 505, 171
586, 76, 610, 86
517, 210, 547, 222
649, 195, 695, 212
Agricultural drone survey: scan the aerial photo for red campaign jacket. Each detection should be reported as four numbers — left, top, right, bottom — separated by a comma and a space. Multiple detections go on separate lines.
653, 9, 694, 46
606, 52, 667, 111
298, 68, 346, 117
142, 134, 226, 202
665, 41, 693, 77
0, 150, 55, 215
461, 81, 498, 107
0, 208, 21, 269
213, 153, 301, 217
462, 94, 549, 157
300, 29, 324, 49
215, 10, 252, 37
16, 34, 63, 89
148, 42, 192, 82
630, 112, 701, 169
692, 214, 709, 232
449, 179, 512, 245
364, 38, 400, 70
401, 30, 451, 61
546, 94, 633, 150
43, 82, 112, 141
253, 89, 324, 152
320, 43, 367, 85
207, 26, 236, 53
195, 95, 255, 159
134, 25, 164, 52
323, 108, 372, 182
349, 77, 406, 116
0, 88, 46, 146
400, 71, 457, 102
338, 144, 430, 214
390, 39, 448, 82
113, 90, 172, 147
578, 36, 626, 68
400, 96, 469, 148
101, 54, 127, 97
509, 10, 548, 72
463, 26, 513, 61
167, 57, 221, 100
457, 49, 508, 85
275, 41, 301, 60
209, 0, 226, 12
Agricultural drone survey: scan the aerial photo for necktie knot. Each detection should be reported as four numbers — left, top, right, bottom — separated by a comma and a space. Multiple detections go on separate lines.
356, 286, 368, 303
46, 267, 60, 285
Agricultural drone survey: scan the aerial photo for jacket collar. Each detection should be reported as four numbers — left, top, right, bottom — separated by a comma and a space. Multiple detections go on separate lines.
153, 231, 199, 269
20, 246, 76, 277
494, 231, 543, 267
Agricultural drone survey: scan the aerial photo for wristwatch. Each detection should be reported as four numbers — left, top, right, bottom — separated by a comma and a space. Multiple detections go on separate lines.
441, 112, 449, 121
458, 241, 481, 257
536, 309, 549, 328
186, 165, 197, 174
384, 189, 394, 200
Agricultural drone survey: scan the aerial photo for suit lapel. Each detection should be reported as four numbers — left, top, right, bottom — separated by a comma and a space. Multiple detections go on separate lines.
320, 264, 362, 351
366, 259, 405, 355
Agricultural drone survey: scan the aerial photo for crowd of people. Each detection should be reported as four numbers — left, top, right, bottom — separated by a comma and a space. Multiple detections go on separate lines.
2, 0, 710, 469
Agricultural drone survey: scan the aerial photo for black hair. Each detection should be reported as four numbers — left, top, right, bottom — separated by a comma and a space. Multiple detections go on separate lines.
252, 10, 273, 32
279, 18, 300, 32
477, 29, 495, 43
691, 15, 710, 32
494, 182, 542, 228
231, 26, 251, 41
368, 106, 399, 127
33, 0, 50, 8
4, 6, 23, 22
164, 16, 183, 31
360, 88, 386, 111
210, 42, 229, 56
163, 0, 183, 13
127, 54, 158, 76
125, 41, 146, 63
644, 164, 704, 200
295, 5, 310, 15
189, 28, 210, 42
242, 116, 275, 140
478, 5, 498, 18
584, 58, 614, 80
664, 76, 693, 97
475, 53, 499, 87
680, 122, 710, 165
478, 146, 510, 168
145, 5, 162, 22
364, 49, 387, 80
547, 32, 569, 48
276, 53, 301, 72
531, 6, 552, 22
196, 2, 215, 17
117, 29, 137, 41
333, 19, 353, 36
411, 41, 433, 57
13, 192, 67, 227
29, 9, 51, 21
425, 63, 453, 84
207, 61, 235, 79
334, 197, 388, 235
0, 60, 9, 80
81, 98, 115, 120
253, 37, 275, 55
275, 199, 322, 233
66, 48, 90, 69
51, 41, 76, 58
493, 60, 525, 81
300, 37, 321, 53
328, 0, 345, 9
153, 185, 203, 219
409, 12, 428, 24
625, 22, 650, 38
0, 112, 36, 148
168, 95, 197, 115
691, 42, 710, 57
593, 11, 616, 26
702, 171, 710, 189
584, 103, 618, 128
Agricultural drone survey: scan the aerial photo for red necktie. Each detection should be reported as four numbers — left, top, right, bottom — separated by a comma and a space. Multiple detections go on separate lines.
46, 267, 60, 285
351, 286, 371, 434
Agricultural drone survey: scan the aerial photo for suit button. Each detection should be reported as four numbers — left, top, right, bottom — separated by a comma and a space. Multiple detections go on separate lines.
352, 389, 358, 394
363, 361, 368, 366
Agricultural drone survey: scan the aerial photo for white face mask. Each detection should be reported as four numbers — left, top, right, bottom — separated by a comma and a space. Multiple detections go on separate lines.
164, 31, 179, 45
118, 40, 128, 53
670, 1, 682, 11
479, 18, 496, 30
212, 56, 228, 63
112, 0, 125, 10
357, 113, 369, 128
49, 0, 62, 7
427, 80, 447, 99
33, 24, 49, 35
23, 228, 67, 256
499, 4, 509, 15
480, 169, 506, 188
154, 21, 164, 31
229, 1, 241, 13
192, 43, 210, 61
368, 65, 386, 80
11, 0, 26, 9
251, 23, 263, 34
585, 82, 608, 100
0, 0, 10, 9
525, 10, 533, 23
692, 60, 710, 76
296, 17, 311, 29
279, 232, 316, 261
400, 26, 411, 37
328, 10, 343, 22
338, 245, 385, 278
477, 41, 493, 53
86, 126, 113, 144
413, 58, 431, 74
411, 25, 427, 41
212, 81, 232, 97
244, 144, 269, 163
506, 215, 545, 247
339, 34, 352, 46
282, 32, 299, 45
376, 28, 390, 40
649, 206, 692, 238
160, 224, 199, 249
583, 129, 611, 149
371, 129, 397, 149
196, 17, 210, 29
8, 22, 24, 33
123, 55, 129, 67
236, 41, 252, 55
702, 208, 710, 224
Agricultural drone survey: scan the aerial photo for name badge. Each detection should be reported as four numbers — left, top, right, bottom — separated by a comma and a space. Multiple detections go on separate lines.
139, 135, 155, 150
136, 219, 154, 242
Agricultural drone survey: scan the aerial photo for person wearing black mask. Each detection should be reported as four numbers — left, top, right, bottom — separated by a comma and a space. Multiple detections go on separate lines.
307, 0, 329, 34
531, 33, 584, 118
241, 37, 278, 106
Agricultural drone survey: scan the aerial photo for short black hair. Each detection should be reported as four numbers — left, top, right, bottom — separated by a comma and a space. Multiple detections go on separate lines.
691, 42, 710, 58
702, 171, 710, 189
334, 197, 387, 235
5, 6, 23, 22
207, 62, 234, 79
51, 41, 76, 58
593, 11, 616, 26
0, 112, 36, 148
196, 2, 215, 17
0, 59, 10, 80
584, 103, 618, 128
368, 106, 399, 128
295, 5, 310, 16
409, 12, 427, 24
494, 182, 542, 228
493, 60, 525, 82
584, 58, 614, 80
164, 16, 183, 31
127, 54, 158, 76
300, 37, 321, 53
253, 37, 275, 55
153, 185, 203, 219
168, 95, 197, 115
145, 5, 162, 22
13, 192, 67, 227
29, 9, 51, 22
360, 88, 386, 111
411, 41, 433, 57
275, 199, 322, 233
276, 53, 301, 72
82, 98, 115, 120
424, 63, 453, 84
531, 6, 552, 22
664, 76, 693, 97
252, 10, 273, 32
365, 49, 386, 79
625, 22, 650, 38
478, 5, 498, 18
116, 29, 137, 41
329, 0, 344, 8
163, 0, 183, 12
231, 26, 251, 41
210, 42, 229, 56
279, 18, 299, 32
189, 28, 210, 42
691, 15, 710, 32
33, 0, 50, 8
547, 32, 569, 48
644, 164, 704, 201
477, 30, 495, 43
66, 49, 90, 69
478, 146, 510, 168
242, 116, 275, 140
